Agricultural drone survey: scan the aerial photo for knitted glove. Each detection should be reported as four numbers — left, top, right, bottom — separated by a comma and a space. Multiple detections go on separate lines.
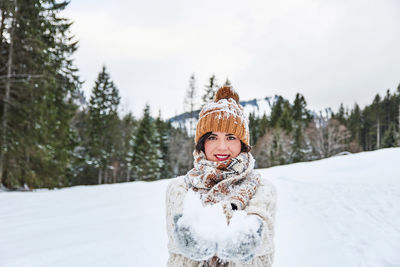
173, 214, 217, 261
217, 215, 264, 262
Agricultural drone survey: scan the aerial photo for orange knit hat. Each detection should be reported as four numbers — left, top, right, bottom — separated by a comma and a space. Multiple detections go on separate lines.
195, 86, 250, 145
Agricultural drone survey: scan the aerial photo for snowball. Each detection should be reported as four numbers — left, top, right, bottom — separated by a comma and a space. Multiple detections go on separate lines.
226, 210, 262, 239
180, 189, 227, 242
179, 189, 263, 243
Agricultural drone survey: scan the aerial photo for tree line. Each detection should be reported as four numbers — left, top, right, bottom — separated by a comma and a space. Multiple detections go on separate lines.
1, 1, 399, 189
72, 65, 195, 186
250, 87, 400, 169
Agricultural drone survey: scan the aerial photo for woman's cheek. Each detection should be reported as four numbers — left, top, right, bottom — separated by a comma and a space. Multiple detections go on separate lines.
231, 140, 241, 157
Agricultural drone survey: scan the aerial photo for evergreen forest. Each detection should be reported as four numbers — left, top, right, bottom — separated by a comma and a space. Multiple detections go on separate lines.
1, 1, 399, 189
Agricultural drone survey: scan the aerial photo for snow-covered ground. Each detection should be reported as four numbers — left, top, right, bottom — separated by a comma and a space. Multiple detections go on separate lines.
1, 148, 399, 267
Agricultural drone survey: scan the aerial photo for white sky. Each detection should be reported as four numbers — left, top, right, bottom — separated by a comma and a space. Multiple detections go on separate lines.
65, 0, 400, 119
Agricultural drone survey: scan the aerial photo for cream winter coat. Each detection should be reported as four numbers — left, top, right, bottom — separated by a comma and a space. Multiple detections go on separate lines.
166, 175, 277, 267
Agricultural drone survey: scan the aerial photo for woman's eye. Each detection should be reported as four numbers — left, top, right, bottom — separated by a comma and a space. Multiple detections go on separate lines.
228, 136, 236, 140
208, 136, 216, 140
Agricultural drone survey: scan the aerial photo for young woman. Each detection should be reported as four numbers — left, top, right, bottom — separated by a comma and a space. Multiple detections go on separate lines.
166, 86, 277, 267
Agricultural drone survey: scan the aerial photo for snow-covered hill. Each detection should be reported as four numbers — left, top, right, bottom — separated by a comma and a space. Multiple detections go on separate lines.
1, 148, 400, 267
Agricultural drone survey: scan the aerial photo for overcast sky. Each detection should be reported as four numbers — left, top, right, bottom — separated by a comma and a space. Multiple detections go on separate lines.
65, 0, 400, 119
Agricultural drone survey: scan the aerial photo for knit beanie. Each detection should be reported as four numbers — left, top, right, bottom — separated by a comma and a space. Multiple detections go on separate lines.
195, 86, 250, 145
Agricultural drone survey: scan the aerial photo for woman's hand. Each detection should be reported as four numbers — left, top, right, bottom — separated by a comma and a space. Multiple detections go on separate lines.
217, 215, 264, 262
173, 214, 217, 261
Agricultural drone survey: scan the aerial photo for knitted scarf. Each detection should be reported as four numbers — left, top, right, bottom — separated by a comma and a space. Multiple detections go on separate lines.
185, 150, 260, 221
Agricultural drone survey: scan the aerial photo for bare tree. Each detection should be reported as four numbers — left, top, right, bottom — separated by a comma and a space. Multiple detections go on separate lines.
253, 128, 292, 168
305, 118, 351, 158
183, 74, 198, 137
376, 119, 380, 149
168, 127, 194, 176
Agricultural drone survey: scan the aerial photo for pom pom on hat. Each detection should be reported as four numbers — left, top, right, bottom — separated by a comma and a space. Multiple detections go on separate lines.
214, 86, 239, 104
195, 85, 249, 146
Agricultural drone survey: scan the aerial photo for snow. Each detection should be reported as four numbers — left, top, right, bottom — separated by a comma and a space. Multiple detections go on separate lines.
242, 97, 272, 118
179, 189, 227, 241
1, 148, 400, 267
0, 181, 170, 267
178, 190, 261, 243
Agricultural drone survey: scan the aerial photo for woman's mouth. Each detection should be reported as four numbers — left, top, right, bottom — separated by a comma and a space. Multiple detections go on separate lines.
215, 154, 230, 161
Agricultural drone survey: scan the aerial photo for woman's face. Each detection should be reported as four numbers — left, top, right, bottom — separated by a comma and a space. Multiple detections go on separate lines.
204, 132, 241, 162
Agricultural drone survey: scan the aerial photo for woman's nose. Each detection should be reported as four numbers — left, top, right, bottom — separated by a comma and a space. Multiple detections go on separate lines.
216, 139, 228, 150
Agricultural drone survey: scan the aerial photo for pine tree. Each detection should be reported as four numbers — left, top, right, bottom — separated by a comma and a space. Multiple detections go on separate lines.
270, 96, 284, 127
88, 66, 120, 184
292, 93, 310, 122
291, 122, 305, 162
249, 112, 259, 146
348, 103, 362, 144
361, 106, 373, 151
259, 113, 269, 140
70, 108, 94, 185
334, 103, 347, 125
131, 105, 163, 181
382, 90, 392, 131
357, 88, 400, 151
119, 113, 137, 182
279, 101, 293, 132
0, 1, 81, 188
155, 110, 172, 179
382, 124, 397, 148
202, 74, 218, 106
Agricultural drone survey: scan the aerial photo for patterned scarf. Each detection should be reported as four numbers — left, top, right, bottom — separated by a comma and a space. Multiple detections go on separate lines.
185, 150, 260, 222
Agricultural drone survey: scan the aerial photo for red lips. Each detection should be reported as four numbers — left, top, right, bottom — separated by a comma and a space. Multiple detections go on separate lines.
215, 154, 230, 161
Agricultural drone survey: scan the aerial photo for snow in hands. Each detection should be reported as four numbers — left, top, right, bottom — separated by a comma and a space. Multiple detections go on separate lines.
173, 189, 264, 262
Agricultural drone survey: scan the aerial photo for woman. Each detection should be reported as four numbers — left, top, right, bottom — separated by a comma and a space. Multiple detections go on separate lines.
166, 86, 277, 267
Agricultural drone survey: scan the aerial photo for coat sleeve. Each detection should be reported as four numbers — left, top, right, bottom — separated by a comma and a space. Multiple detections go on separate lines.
244, 177, 277, 265
165, 177, 201, 266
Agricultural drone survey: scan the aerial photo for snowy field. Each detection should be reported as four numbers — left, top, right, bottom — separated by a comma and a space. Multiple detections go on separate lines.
1, 148, 400, 267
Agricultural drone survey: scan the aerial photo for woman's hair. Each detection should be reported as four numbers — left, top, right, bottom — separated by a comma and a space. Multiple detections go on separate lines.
195, 132, 252, 153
